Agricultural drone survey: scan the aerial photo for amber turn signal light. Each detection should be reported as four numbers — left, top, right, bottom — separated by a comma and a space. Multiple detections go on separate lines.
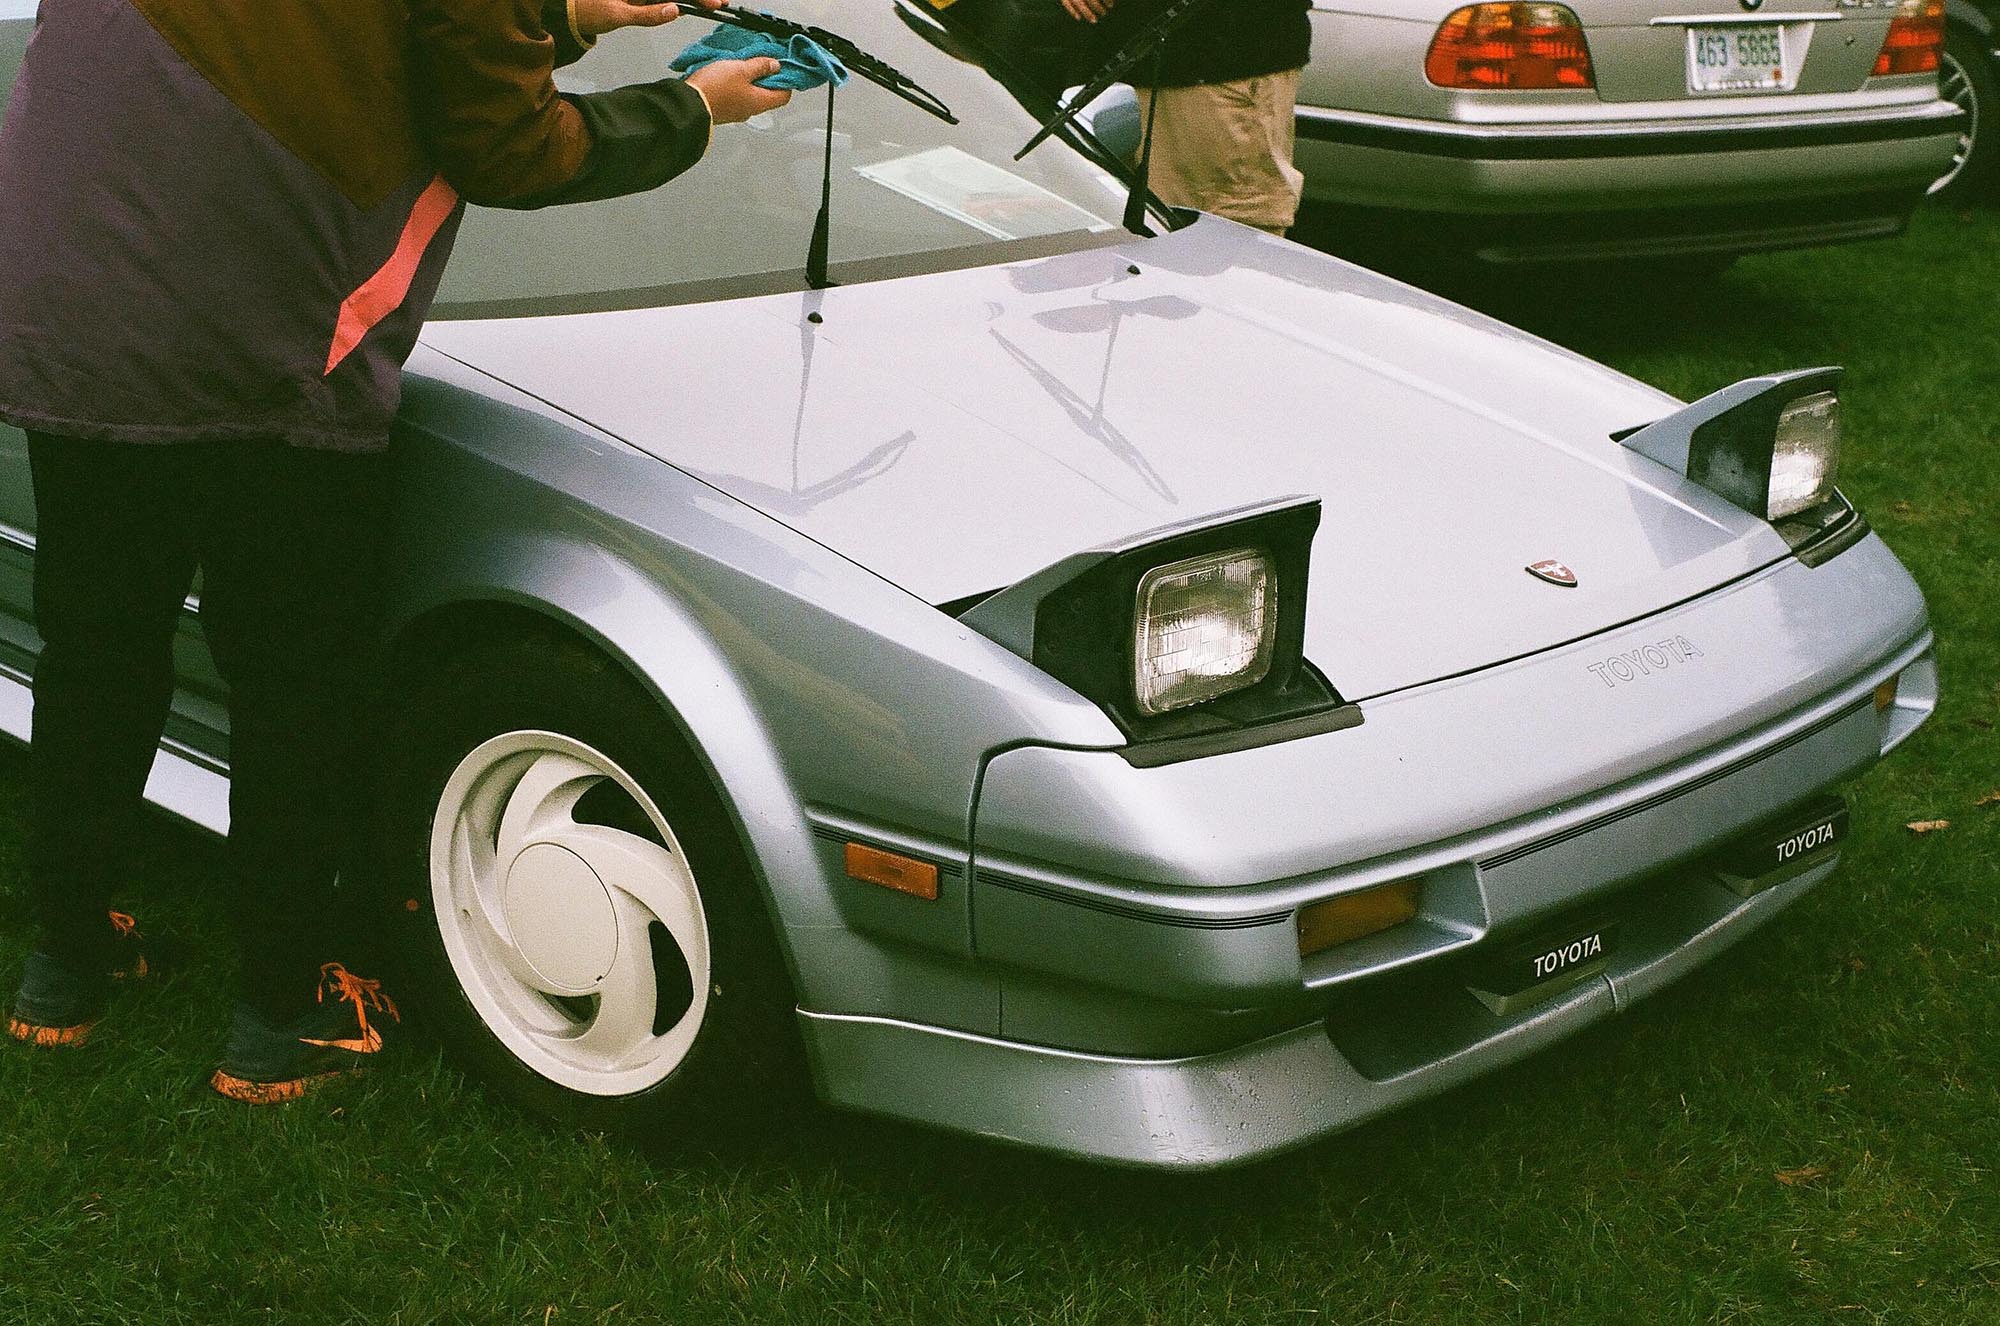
1874, 676, 1900, 713
1297, 880, 1421, 958
845, 842, 939, 901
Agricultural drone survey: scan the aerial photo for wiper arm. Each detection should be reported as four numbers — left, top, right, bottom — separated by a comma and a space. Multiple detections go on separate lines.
1013, 0, 1220, 160
690, 4, 959, 124
678, 4, 959, 290
1011, 0, 1222, 234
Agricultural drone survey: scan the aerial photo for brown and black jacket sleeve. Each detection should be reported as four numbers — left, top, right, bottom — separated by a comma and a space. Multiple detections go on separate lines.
412, 0, 711, 209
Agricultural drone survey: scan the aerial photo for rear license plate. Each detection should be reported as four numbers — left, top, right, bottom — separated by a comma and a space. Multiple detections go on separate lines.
1713, 796, 1848, 895
1470, 920, 1620, 1014
1688, 24, 1788, 92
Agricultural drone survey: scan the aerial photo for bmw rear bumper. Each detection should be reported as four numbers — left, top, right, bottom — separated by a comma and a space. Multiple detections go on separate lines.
1293, 98, 1963, 260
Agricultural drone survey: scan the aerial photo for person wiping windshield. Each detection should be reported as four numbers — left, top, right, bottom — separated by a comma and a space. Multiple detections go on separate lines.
0, 0, 791, 1102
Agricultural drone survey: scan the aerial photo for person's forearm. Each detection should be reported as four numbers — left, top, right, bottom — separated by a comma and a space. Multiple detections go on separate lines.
489, 78, 712, 210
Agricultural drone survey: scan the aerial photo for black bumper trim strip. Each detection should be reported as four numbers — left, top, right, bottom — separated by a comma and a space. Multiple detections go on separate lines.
1479, 695, 1871, 870
979, 870, 1294, 930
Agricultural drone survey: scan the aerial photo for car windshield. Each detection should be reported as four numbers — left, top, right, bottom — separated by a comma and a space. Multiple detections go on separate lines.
433, 1, 1131, 317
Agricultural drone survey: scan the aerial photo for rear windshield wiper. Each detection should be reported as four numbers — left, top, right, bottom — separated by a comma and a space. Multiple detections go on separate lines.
1012, 0, 1223, 235
678, 4, 959, 291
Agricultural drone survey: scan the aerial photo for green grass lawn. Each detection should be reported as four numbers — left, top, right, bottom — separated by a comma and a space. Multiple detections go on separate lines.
2, 208, 1996, 1326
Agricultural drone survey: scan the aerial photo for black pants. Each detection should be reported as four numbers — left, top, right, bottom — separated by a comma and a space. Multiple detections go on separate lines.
27, 433, 389, 1017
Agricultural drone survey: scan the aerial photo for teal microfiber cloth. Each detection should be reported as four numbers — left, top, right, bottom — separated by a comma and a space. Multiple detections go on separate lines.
669, 26, 850, 92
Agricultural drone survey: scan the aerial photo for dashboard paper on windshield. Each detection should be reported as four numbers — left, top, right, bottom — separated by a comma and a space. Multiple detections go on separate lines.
857, 147, 1116, 241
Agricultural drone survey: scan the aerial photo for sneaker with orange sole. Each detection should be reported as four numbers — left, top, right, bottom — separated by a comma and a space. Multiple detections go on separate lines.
211, 962, 400, 1104
7, 911, 160, 1048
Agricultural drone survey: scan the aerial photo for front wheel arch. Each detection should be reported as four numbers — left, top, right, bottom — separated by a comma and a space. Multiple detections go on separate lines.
373, 621, 804, 1130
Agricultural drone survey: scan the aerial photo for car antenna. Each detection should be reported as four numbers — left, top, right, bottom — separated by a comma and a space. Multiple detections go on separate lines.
675, 5, 960, 290
1012, 0, 1223, 237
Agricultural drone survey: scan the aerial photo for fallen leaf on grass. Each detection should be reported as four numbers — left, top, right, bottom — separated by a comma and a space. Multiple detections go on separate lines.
1775, 1165, 1829, 1187
1975, 791, 2000, 809
1889, 500, 1916, 517
1905, 819, 1951, 834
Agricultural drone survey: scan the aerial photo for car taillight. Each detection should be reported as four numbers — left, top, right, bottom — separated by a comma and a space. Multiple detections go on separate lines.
1873, 0, 1945, 75
1425, 2, 1594, 90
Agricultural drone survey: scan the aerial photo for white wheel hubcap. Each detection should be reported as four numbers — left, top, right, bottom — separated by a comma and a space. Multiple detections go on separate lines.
431, 731, 711, 1097
505, 844, 617, 995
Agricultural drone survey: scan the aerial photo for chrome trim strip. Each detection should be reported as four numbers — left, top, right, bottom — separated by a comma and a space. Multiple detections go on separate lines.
1650, 11, 1841, 21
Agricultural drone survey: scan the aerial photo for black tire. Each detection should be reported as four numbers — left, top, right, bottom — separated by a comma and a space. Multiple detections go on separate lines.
1934, 28, 1999, 204
376, 628, 800, 1135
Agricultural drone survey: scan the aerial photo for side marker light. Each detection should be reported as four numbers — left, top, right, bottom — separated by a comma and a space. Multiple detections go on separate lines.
845, 842, 940, 901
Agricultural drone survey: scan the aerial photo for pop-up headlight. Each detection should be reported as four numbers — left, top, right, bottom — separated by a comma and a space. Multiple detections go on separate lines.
957, 497, 1354, 760
1622, 367, 1861, 563
1134, 548, 1277, 715
1767, 390, 1840, 520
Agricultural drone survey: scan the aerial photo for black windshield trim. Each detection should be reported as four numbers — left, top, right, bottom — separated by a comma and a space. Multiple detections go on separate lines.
429, 227, 1127, 322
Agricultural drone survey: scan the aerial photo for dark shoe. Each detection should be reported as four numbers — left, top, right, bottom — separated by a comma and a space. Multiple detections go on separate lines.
6, 951, 107, 1047
6, 911, 162, 1048
210, 963, 400, 1104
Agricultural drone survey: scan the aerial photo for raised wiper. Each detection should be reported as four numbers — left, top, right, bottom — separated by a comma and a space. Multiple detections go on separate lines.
1011, 0, 1223, 235
690, 4, 958, 125
678, 4, 959, 290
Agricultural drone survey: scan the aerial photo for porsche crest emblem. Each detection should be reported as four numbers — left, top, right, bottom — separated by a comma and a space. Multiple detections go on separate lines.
1526, 559, 1579, 588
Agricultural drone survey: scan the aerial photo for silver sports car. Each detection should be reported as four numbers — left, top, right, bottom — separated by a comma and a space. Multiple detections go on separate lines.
0, 1, 1934, 1167
1295, 0, 1966, 263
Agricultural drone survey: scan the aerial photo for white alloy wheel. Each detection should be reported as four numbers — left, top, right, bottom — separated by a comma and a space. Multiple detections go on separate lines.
1933, 48, 1980, 196
431, 730, 711, 1097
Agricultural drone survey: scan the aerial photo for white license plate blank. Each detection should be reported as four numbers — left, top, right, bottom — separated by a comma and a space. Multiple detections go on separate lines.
1687, 25, 1787, 92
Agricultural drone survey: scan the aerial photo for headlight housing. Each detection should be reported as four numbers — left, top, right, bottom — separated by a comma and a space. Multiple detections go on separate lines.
1133, 548, 1277, 715
1622, 367, 1862, 563
959, 496, 1353, 760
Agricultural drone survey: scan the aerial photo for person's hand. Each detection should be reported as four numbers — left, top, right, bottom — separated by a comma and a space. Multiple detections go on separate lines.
684, 57, 793, 123
570, 0, 718, 39
1059, 0, 1115, 22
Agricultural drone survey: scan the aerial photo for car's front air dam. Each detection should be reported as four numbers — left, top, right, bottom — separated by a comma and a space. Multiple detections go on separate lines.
798, 851, 1839, 1171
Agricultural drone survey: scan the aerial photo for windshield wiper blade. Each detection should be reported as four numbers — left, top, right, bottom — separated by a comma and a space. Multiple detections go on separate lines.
1013, 0, 1222, 161
691, 4, 958, 124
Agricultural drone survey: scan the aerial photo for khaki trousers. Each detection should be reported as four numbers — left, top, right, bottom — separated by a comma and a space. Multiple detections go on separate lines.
1134, 69, 1305, 235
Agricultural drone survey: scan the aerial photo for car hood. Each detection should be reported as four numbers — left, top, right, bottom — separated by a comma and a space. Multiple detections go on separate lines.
422, 218, 1792, 701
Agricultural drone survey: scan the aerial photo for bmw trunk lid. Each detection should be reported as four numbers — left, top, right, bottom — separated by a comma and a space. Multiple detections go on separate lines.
1543, 0, 1883, 104
421, 219, 1797, 703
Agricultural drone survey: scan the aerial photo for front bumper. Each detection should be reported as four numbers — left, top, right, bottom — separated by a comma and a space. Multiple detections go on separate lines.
1294, 99, 1964, 260
801, 850, 1837, 1170
800, 536, 1936, 1167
